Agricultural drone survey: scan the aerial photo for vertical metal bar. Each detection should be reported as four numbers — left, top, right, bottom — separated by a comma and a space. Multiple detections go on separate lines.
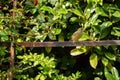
10, 42, 14, 80
11, 0, 16, 19
9, 0, 16, 79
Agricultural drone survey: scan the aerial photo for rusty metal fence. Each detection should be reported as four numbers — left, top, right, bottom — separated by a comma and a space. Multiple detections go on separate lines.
0, 40, 120, 80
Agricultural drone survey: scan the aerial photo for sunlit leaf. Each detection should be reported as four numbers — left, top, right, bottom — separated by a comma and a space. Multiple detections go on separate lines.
101, 57, 108, 66
111, 67, 119, 80
89, 53, 98, 69
95, 7, 108, 17
79, 32, 89, 41
104, 67, 114, 80
51, 28, 61, 35
70, 48, 83, 56
105, 52, 116, 61
111, 27, 120, 37
101, 21, 112, 28
58, 8, 68, 15
87, 0, 103, 5
70, 17, 78, 22
68, 8, 83, 17
94, 77, 102, 80
70, 47, 87, 56
1, 36, 8, 41
17, 56, 23, 59
89, 14, 98, 25
17, 38, 23, 42
48, 0, 58, 5
100, 21, 112, 39
84, 22, 91, 29
74, 8, 83, 17
112, 11, 120, 18
41, 6, 55, 15
84, 7, 92, 19
34, 61, 39, 66
48, 33, 56, 40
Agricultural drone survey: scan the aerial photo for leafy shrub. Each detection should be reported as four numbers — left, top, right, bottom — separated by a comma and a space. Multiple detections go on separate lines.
0, 0, 120, 80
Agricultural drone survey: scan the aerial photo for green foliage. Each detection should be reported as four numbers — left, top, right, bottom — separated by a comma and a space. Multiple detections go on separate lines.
0, 0, 120, 80
104, 67, 120, 80
70, 46, 88, 56
89, 53, 98, 69
14, 53, 81, 80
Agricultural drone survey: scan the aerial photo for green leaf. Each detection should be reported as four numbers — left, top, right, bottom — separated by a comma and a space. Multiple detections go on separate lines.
95, 7, 108, 17
100, 21, 112, 39
68, 8, 83, 17
70, 17, 78, 22
84, 5, 95, 19
0, 47, 7, 56
93, 46, 103, 55
17, 56, 23, 59
79, 32, 89, 41
104, 67, 114, 80
100, 27, 110, 39
58, 8, 68, 15
111, 27, 120, 37
41, 6, 55, 15
112, 11, 120, 18
70, 47, 87, 56
1, 36, 9, 41
111, 67, 119, 80
89, 14, 99, 25
89, 53, 98, 69
105, 52, 116, 61
97, 0, 103, 5
111, 17, 120, 23
102, 57, 108, 66
49, 0, 58, 5
51, 28, 61, 35
87, 0, 96, 4
84, 22, 91, 29
94, 77, 102, 80
0, 31, 9, 41
87, 0, 103, 5
34, 61, 39, 66
48, 33, 56, 40
101, 21, 112, 28
45, 47, 52, 53
58, 33, 64, 42
0, 31, 6, 35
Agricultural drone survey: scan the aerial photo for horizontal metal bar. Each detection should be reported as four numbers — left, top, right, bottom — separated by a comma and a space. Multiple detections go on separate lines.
0, 40, 120, 47
18, 40, 120, 47
0, 42, 11, 47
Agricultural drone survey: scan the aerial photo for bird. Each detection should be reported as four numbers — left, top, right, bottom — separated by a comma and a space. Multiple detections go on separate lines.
71, 27, 83, 41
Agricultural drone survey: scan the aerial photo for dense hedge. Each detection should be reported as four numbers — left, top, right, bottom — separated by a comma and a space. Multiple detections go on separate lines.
0, 0, 120, 80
